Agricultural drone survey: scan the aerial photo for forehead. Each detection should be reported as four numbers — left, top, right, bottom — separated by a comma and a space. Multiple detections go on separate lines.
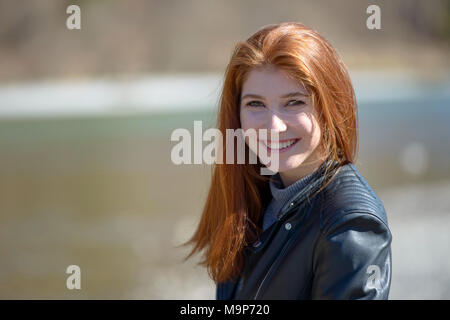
241, 66, 309, 97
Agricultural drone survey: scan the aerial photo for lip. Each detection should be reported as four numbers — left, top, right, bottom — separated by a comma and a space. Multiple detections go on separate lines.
265, 138, 299, 143
261, 138, 301, 153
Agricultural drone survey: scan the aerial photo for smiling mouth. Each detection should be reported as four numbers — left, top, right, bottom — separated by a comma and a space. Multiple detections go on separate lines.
262, 138, 301, 152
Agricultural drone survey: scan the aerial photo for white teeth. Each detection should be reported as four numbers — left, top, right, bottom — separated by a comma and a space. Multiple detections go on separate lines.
263, 139, 298, 150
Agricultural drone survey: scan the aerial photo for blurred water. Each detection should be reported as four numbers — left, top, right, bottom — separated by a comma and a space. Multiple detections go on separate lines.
0, 73, 449, 299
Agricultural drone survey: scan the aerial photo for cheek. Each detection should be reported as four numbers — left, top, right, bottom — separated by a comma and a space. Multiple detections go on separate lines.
240, 110, 258, 131
290, 114, 317, 136
240, 110, 256, 148
291, 115, 322, 151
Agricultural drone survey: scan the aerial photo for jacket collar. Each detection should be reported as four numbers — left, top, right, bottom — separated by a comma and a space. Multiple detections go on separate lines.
276, 158, 341, 221
246, 158, 341, 254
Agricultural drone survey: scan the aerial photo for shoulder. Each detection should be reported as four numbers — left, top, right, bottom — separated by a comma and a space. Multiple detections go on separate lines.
310, 163, 393, 299
317, 162, 389, 233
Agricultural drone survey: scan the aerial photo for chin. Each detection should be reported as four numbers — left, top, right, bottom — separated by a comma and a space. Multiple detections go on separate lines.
276, 163, 303, 174
262, 155, 307, 174
276, 164, 299, 173
279, 154, 309, 170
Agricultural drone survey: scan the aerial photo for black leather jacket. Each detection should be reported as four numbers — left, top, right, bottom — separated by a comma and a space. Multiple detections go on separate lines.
216, 161, 392, 300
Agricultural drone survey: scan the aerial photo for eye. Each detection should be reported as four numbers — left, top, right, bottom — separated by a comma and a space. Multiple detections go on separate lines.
245, 100, 264, 108
286, 100, 305, 106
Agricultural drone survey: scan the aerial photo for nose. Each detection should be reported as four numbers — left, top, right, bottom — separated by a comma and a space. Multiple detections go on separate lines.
267, 112, 287, 132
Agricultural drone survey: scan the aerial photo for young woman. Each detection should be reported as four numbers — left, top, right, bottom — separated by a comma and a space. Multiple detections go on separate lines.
182, 22, 392, 299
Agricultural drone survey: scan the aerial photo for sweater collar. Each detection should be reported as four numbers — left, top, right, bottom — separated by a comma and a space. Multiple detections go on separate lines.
269, 165, 321, 205
269, 173, 312, 205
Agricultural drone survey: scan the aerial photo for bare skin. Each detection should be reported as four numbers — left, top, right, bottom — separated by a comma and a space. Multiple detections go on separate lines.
240, 65, 327, 187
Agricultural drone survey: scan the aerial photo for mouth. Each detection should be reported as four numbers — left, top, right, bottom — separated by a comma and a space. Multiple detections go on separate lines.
262, 138, 301, 153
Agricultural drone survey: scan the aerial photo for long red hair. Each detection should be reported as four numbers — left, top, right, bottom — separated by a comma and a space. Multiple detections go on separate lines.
180, 22, 358, 284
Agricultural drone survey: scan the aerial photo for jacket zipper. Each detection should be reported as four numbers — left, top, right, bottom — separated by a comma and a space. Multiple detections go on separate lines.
252, 160, 338, 299
253, 237, 292, 299
253, 206, 299, 299
253, 199, 312, 299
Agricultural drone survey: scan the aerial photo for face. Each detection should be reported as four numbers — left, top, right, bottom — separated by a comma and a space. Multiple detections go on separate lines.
239, 65, 326, 186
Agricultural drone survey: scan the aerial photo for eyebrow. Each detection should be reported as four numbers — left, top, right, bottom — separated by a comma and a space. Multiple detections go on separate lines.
241, 92, 309, 100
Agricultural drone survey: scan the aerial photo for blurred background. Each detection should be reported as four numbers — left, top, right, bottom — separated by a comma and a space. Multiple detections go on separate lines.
0, 0, 449, 299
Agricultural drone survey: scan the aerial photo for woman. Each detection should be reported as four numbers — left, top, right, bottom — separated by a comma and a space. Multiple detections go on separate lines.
182, 22, 392, 299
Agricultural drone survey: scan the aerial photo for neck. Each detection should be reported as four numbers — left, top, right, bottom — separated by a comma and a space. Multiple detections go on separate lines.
279, 149, 327, 187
